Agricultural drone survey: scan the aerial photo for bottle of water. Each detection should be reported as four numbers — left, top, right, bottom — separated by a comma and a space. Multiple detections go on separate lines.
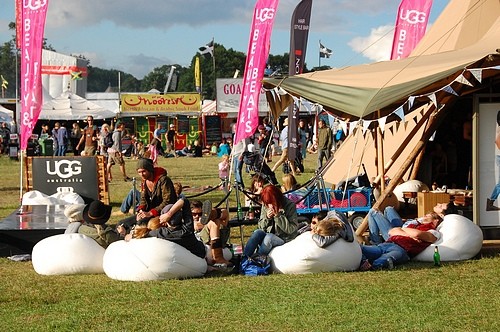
433, 246, 441, 267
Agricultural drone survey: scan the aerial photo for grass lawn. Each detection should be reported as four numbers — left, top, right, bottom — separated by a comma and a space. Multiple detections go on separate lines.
0, 154, 499, 331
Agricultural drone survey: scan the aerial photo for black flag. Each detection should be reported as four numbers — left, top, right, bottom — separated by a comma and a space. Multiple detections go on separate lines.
288, 0, 312, 163
319, 42, 332, 58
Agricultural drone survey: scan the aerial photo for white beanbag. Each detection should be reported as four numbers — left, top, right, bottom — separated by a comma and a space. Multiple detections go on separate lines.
32, 233, 105, 275
393, 180, 429, 206
103, 238, 207, 281
413, 214, 483, 262
205, 245, 232, 262
269, 232, 362, 274
22, 190, 85, 205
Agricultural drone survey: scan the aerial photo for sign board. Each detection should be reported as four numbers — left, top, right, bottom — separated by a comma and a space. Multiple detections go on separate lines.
121, 93, 201, 115
31, 156, 100, 203
216, 78, 270, 115
204, 115, 222, 145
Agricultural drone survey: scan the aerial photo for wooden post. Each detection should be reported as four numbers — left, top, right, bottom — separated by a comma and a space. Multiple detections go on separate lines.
355, 105, 447, 240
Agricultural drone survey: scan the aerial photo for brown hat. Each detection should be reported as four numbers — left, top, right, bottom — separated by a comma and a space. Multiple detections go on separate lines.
82, 200, 112, 225
136, 158, 154, 174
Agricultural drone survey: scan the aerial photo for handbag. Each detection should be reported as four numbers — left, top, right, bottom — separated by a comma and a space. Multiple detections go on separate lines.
240, 254, 271, 276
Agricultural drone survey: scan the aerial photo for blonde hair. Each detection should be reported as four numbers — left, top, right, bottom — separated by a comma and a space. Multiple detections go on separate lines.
281, 174, 298, 192
133, 217, 161, 239
221, 154, 229, 162
314, 218, 344, 237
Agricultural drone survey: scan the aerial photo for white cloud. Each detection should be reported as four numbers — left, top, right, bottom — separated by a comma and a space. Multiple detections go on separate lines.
348, 25, 394, 62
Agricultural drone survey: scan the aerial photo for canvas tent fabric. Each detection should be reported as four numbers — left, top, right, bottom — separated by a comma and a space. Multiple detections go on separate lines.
40, 90, 117, 120
263, 0, 500, 120
0, 105, 13, 123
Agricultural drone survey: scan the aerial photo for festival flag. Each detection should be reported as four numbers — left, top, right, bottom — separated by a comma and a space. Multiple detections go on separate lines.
194, 56, 201, 93
19, 0, 50, 151
1, 75, 8, 89
288, 0, 312, 162
199, 39, 214, 58
390, 0, 433, 60
234, 0, 280, 145
319, 42, 332, 58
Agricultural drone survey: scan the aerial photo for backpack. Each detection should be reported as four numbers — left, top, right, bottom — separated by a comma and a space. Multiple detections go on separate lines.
103, 134, 114, 148
335, 129, 345, 142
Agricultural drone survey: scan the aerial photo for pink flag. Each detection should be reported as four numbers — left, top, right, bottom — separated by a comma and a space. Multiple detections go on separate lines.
20, 0, 50, 151
390, 0, 433, 60
234, 0, 279, 145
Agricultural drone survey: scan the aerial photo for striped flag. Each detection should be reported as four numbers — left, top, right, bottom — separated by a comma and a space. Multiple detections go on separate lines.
319, 42, 332, 58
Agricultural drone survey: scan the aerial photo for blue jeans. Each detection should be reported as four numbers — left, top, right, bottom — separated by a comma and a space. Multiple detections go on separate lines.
490, 155, 500, 200
244, 229, 285, 256
361, 243, 410, 269
120, 189, 141, 213
368, 207, 404, 244
57, 144, 67, 156
233, 155, 244, 188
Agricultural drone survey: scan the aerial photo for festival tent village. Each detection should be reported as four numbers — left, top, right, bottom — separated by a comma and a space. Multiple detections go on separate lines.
264, 0, 500, 235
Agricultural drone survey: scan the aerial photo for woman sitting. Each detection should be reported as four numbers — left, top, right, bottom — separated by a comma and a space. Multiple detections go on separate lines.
281, 174, 307, 203
243, 185, 298, 257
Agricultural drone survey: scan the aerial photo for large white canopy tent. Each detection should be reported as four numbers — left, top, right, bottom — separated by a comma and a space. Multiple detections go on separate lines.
40, 90, 117, 120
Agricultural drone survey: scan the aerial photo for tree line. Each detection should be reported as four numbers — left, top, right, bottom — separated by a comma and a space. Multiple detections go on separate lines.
1, 22, 329, 100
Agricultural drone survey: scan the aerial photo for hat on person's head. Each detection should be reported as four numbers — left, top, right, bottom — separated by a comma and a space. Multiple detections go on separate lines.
136, 158, 154, 174
82, 200, 112, 225
160, 204, 182, 227
283, 118, 289, 126
64, 204, 85, 223
170, 124, 175, 128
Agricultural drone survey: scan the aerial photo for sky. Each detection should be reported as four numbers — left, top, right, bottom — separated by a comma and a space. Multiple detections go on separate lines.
0, 0, 450, 79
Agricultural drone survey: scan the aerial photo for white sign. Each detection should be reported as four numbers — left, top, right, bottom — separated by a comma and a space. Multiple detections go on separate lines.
216, 78, 269, 115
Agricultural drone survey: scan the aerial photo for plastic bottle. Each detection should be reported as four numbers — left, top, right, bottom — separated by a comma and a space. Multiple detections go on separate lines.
433, 246, 441, 267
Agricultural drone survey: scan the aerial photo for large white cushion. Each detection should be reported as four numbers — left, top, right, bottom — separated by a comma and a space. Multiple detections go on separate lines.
393, 180, 429, 205
413, 214, 483, 262
269, 232, 362, 274
22, 190, 85, 205
32, 233, 105, 275
103, 238, 207, 281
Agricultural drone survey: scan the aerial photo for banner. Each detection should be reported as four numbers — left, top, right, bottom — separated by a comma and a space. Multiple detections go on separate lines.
287, 0, 312, 161
121, 93, 201, 114
216, 78, 269, 115
194, 56, 201, 93
390, 0, 433, 60
234, 0, 279, 145
20, 0, 50, 151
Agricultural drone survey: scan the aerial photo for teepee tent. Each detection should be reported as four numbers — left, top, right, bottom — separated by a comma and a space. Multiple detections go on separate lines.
264, 0, 500, 121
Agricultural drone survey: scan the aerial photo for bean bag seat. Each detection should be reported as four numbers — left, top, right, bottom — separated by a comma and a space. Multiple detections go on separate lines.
393, 180, 429, 206
22, 190, 85, 205
32, 233, 105, 275
413, 214, 483, 262
205, 245, 232, 262
269, 232, 362, 274
103, 238, 207, 281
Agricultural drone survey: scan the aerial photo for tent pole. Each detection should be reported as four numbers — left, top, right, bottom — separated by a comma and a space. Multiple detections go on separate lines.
371, 105, 434, 186
355, 104, 447, 241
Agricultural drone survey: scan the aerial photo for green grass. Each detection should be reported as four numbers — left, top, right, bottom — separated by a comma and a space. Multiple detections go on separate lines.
1, 154, 500, 331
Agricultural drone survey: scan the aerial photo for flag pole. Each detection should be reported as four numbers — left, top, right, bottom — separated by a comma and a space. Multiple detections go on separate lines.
318, 39, 321, 67
211, 37, 216, 100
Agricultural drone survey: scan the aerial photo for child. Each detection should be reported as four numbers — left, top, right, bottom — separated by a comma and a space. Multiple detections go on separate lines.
218, 154, 229, 183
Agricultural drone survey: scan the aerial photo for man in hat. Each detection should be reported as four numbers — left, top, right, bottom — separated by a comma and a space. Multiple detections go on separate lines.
166, 123, 176, 153
316, 119, 333, 171
107, 121, 132, 182
271, 118, 297, 177
78, 200, 120, 248
117, 158, 177, 233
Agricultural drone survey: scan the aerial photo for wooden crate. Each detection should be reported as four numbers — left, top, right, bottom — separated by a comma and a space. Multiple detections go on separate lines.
417, 192, 450, 216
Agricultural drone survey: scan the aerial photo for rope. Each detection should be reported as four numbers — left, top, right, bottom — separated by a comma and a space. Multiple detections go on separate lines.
184, 181, 224, 199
